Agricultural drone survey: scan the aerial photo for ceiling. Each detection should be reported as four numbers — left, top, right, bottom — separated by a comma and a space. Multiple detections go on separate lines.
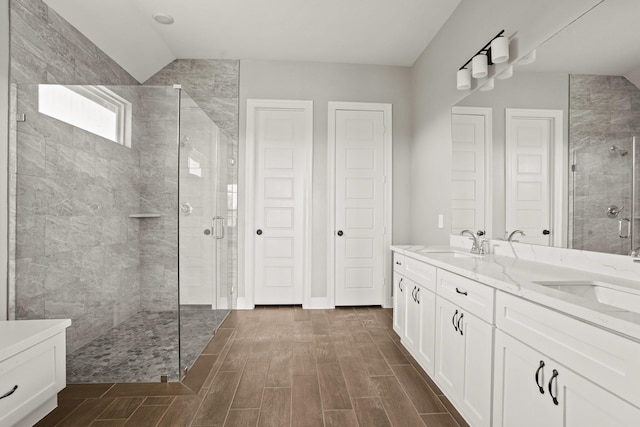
43, 0, 461, 83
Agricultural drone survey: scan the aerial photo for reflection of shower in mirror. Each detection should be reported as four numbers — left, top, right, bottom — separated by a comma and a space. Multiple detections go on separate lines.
610, 145, 628, 156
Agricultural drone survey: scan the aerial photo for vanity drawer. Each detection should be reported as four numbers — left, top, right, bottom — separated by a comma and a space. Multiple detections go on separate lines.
404, 256, 437, 292
437, 269, 494, 323
0, 333, 65, 427
393, 252, 405, 274
496, 291, 640, 408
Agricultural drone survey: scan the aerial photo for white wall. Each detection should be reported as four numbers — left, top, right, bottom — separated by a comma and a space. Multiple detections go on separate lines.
1, 0, 8, 320
410, 0, 603, 245
239, 59, 412, 302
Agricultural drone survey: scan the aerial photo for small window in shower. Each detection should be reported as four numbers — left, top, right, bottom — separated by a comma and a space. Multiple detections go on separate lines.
38, 85, 132, 147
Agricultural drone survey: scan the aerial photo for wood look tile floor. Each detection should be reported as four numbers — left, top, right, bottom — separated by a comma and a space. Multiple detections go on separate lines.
37, 306, 469, 427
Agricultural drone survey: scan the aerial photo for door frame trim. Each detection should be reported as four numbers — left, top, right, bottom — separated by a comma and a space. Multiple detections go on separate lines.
244, 99, 314, 308
327, 102, 393, 308
451, 106, 493, 239
505, 108, 565, 247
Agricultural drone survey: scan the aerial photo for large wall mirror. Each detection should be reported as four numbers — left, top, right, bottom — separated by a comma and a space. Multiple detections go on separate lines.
451, 0, 640, 255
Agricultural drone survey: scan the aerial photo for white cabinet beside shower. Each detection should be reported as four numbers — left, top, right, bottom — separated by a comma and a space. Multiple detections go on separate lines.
0, 319, 71, 427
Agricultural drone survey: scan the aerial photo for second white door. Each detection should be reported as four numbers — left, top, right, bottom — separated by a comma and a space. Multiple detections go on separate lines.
330, 103, 390, 306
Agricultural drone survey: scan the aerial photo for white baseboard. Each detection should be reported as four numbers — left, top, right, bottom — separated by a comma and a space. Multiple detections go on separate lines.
236, 297, 254, 310
303, 297, 334, 309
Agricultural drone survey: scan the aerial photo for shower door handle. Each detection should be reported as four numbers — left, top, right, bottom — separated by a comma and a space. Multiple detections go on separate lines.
212, 216, 225, 239
619, 218, 631, 239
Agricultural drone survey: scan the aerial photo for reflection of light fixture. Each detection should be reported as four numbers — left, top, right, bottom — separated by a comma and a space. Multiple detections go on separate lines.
519, 49, 537, 65
472, 55, 488, 78
457, 30, 510, 90
490, 36, 509, 63
153, 13, 174, 25
456, 68, 471, 90
479, 78, 495, 92
497, 65, 514, 80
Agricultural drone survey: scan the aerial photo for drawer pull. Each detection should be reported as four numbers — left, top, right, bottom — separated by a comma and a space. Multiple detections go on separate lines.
455, 288, 468, 296
548, 369, 559, 406
0, 385, 18, 400
399, 278, 403, 292
457, 312, 464, 335
535, 360, 545, 394
395, 261, 402, 265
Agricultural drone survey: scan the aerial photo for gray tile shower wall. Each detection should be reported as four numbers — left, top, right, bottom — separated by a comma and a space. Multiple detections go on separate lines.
9, 0, 142, 351
569, 74, 640, 254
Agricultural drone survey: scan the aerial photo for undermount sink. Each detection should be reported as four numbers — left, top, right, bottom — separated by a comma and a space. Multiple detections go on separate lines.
533, 281, 640, 313
416, 248, 480, 258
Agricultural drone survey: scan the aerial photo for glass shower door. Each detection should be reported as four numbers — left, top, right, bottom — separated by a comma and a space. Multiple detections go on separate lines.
178, 91, 229, 375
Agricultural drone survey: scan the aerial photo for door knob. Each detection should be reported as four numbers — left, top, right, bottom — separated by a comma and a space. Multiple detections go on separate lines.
542, 229, 550, 235
256, 229, 263, 235
203, 229, 211, 235
337, 230, 344, 236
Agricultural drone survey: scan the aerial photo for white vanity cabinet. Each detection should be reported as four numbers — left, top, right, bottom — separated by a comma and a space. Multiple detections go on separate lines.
494, 292, 640, 426
494, 330, 640, 427
434, 271, 494, 427
0, 319, 71, 427
392, 252, 406, 336
402, 256, 437, 375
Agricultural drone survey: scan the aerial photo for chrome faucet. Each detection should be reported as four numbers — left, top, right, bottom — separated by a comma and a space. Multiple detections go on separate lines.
460, 229, 481, 254
507, 230, 526, 242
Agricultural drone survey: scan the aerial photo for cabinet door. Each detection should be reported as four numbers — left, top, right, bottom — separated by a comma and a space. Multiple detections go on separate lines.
404, 280, 420, 350
493, 330, 561, 427
434, 296, 464, 398
459, 307, 493, 427
562, 361, 640, 427
392, 274, 406, 336
416, 287, 436, 375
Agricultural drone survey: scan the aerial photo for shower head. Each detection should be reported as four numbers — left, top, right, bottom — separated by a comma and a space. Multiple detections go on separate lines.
610, 145, 628, 156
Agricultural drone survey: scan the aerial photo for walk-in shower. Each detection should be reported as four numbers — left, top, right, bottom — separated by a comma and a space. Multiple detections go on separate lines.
569, 75, 640, 254
8, 84, 237, 382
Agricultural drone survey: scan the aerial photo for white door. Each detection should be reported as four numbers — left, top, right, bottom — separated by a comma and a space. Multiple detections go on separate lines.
330, 103, 391, 306
451, 108, 490, 236
506, 109, 562, 245
247, 100, 312, 305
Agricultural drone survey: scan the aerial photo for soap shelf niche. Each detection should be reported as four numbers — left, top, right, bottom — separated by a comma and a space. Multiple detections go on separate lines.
129, 214, 162, 218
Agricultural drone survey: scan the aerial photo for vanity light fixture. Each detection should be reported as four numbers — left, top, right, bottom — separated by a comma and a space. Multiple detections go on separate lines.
479, 78, 495, 92
153, 13, 174, 25
471, 54, 488, 78
456, 68, 471, 90
457, 30, 509, 90
496, 65, 514, 80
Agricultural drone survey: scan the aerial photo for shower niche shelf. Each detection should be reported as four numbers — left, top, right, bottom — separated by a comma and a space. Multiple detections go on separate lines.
128, 214, 162, 218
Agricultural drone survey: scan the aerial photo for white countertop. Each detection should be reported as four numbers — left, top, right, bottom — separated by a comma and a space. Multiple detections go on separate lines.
0, 319, 72, 362
392, 245, 640, 341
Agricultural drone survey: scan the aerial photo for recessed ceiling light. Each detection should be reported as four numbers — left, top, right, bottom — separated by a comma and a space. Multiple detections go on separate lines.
153, 13, 174, 25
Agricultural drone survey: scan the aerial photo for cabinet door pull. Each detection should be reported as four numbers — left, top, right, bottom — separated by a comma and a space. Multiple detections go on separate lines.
452, 309, 459, 331
548, 369, 559, 405
455, 288, 468, 296
457, 312, 464, 335
0, 385, 18, 400
395, 260, 402, 265
416, 288, 420, 304
535, 360, 545, 394
411, 286, 416, 302
399, 278, 403, 292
